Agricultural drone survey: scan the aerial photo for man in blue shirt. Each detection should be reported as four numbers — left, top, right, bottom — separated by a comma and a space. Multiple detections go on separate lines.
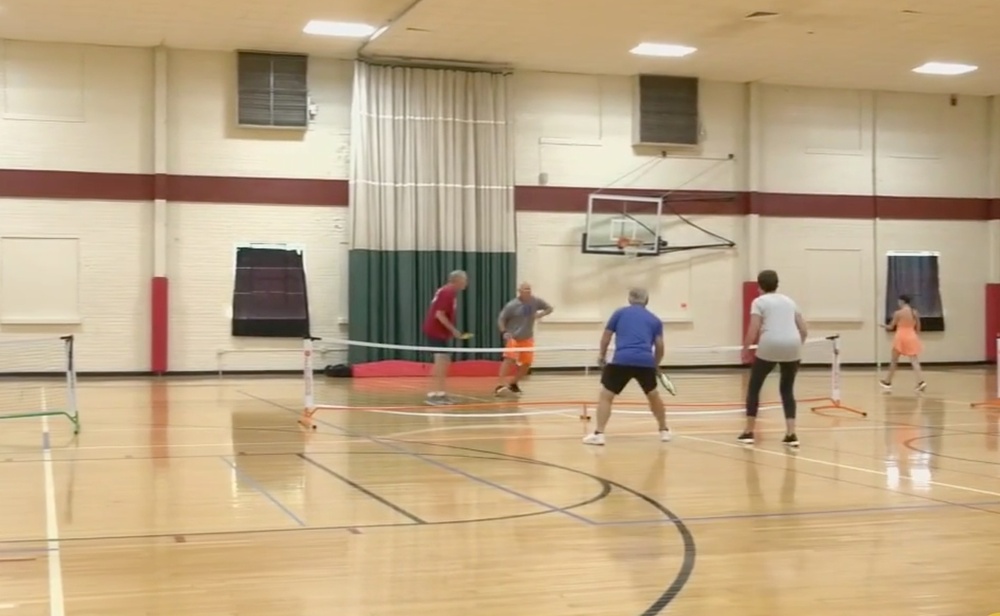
583, 287, 671, 446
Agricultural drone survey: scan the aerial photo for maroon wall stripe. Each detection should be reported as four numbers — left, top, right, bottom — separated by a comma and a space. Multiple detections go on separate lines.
0, 169, 154, 201
0, 168, 995, 220
0, 169, 349, 206
523, 186, 995, 220
514, 186, 747, 215
749, 192, 875, 218
153, 173, 168, 201
166, 175, 348, 206
875, 196, 992, 220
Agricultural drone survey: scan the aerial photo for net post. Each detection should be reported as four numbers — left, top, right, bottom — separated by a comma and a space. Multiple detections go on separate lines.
61, 335, 80, 434
0, 335, 82, 432
810, 334, 867, 417
830, 335, 841, 404
299, 336, 320, 430
971, 334, 1000, 408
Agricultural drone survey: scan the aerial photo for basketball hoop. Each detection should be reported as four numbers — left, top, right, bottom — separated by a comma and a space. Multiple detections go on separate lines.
616, 237, 643, 259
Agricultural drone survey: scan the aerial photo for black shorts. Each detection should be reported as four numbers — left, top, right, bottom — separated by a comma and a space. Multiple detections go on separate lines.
425, 335, 450, 355
601, 363, 658, 395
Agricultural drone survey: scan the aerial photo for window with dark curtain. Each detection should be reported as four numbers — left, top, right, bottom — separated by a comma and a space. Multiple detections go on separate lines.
231, 246, 310, 338
884, 253, 944, 332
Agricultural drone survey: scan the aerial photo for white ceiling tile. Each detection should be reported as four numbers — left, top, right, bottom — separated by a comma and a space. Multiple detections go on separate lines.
0, 0, 997, 93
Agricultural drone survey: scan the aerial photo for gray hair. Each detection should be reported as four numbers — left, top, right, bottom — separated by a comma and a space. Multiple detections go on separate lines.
448, 270, 467, 282
627, 287, 649, 305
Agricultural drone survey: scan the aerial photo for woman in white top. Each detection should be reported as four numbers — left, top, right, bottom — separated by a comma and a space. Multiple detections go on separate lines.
739, 269, 808, 448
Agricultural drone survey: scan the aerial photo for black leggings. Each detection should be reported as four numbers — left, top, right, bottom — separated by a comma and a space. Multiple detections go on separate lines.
746, 358, 800, 419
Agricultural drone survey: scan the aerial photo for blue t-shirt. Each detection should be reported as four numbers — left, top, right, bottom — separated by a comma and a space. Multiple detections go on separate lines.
606, 305, 663, 367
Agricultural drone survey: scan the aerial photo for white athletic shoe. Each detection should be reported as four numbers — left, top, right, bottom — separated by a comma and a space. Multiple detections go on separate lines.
425, 394, 455, 406
582, 432, 606, 446
660, 429, 672, 442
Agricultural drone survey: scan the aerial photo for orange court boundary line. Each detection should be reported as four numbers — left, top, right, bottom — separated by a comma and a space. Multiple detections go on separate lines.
809, 399, 868, 418
300, 334, 867, 425
297, 396, 832, 428
970, 399, 1000, 409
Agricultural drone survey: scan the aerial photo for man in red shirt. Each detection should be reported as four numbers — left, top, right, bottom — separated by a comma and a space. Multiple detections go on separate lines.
422, 270, 470, 405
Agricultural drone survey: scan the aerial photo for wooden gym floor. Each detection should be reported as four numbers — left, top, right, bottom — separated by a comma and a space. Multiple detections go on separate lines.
1, 367, 999, 615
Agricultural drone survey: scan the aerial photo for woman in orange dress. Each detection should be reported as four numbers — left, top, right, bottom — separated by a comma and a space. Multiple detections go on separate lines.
879, 294, 926, 392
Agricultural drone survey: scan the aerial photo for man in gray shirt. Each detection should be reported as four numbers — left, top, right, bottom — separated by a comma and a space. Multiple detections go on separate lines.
495, 282, 553, 396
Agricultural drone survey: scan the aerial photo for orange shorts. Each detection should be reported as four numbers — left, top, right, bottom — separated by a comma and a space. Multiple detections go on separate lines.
503, 339, 534, 366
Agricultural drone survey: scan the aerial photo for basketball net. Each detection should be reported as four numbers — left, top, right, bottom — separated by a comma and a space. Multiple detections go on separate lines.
617, 237, 642, 259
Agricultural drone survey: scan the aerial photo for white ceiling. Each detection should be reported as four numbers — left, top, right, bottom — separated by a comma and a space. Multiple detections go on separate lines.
2, 0, 999, 94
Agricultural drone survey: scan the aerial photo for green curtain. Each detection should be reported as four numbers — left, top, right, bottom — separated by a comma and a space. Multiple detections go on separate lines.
348, 249, 516, 363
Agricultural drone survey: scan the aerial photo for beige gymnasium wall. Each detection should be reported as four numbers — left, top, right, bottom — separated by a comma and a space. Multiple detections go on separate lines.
165, 50, 352, 372
0, 42, 153, 371
516, 73, 999, 365
756, 86, 992, 364
513, 73, 747, 362
0, 40, 997, 372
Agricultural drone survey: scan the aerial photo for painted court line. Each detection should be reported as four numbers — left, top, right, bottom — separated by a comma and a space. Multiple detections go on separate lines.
241, 390, 597, 526
218, 457, 307, 527
0, 546, 54, 554
367, 439, 596, 524
679, 434, 1000, 499
298, 454, 426, 524
41, 417, 65, 616
328, 425, 596, 524
595, 498, 1000, 526
17, 420, 986, 461
240, 390, 998, 527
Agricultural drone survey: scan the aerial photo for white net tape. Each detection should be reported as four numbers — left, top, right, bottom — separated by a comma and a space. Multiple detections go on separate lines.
297, 335, 858, 427
315, 336, 835, 368
0, 336, 79, 432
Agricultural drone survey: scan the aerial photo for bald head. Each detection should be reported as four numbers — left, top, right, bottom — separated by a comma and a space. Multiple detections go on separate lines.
627, 287, 649, 306
517, 281, 532, 301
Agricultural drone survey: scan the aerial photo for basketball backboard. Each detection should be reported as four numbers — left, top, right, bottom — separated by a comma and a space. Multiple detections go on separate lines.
581, 194, 663, 257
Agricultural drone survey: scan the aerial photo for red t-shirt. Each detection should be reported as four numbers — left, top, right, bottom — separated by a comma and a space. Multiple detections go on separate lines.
423, 284, 458, 340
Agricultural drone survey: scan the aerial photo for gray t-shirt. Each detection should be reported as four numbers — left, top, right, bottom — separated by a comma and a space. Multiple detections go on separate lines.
499, 297, 552, 341
751, 293, 803, 362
